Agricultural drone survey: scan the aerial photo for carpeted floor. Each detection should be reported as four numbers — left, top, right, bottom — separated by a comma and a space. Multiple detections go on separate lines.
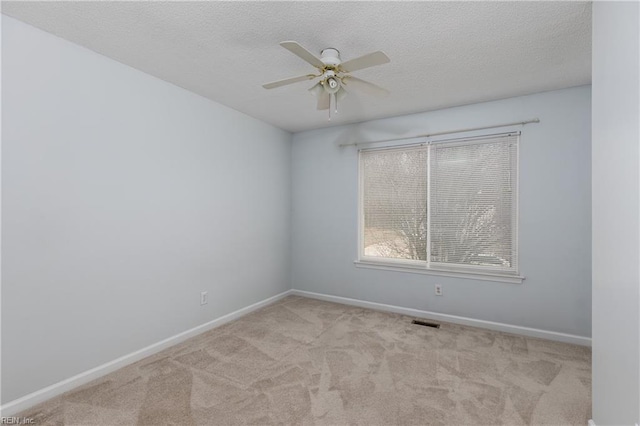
19, 295, 591, 425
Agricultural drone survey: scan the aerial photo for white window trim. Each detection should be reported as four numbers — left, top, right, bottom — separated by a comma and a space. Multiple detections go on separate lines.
354, 260, 525, 284
356, 131, 523, 284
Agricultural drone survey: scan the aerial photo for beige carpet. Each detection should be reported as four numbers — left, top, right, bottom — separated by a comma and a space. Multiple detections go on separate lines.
18, 295, 591, 425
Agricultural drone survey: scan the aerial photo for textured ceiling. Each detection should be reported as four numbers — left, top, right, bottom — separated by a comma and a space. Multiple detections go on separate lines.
2, 1, 592, 133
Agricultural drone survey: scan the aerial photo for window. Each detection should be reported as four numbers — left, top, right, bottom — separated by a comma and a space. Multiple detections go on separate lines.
359, 132, 519, 279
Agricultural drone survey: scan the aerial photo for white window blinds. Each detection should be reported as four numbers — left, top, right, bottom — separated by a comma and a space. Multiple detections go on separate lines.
361, 148, 428, 261
360, 133, 519, 275
430, 135, 518, 272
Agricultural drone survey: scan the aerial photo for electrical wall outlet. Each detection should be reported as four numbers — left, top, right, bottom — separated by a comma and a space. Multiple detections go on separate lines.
435, 284, 443, 296
200, 291, 208, 305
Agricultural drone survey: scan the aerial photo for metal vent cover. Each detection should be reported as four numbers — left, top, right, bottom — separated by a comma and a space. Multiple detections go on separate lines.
411, 319, 441, 329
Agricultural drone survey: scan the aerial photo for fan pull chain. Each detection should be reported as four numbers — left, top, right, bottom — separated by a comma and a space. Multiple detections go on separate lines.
328, 93, 339, 121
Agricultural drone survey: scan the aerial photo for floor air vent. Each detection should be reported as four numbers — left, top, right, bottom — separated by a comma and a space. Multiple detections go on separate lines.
412, 319, 441, 329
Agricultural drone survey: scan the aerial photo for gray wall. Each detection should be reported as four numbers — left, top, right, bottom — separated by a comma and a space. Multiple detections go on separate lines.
292, 86, 592, 338
1, 16, 292, 403
592, 2, 640, 424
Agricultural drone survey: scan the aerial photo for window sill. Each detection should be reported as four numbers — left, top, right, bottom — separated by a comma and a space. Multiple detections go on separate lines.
353, 260, 525, 284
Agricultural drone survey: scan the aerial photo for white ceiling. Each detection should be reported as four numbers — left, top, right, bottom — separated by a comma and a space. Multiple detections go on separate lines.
2, 1, 592, 133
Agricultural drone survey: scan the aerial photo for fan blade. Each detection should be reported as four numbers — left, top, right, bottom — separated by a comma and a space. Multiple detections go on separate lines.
342, 76, 390, 97
263, 74, 316, 89
340, 51, 390, 73
280, 41, 325, 69
317, 90, 330, 110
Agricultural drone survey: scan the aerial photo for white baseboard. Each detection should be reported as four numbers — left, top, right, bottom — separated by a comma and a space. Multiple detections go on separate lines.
587, 420, 596, 426
291, 289, 592, 347
0, 289, 293, 417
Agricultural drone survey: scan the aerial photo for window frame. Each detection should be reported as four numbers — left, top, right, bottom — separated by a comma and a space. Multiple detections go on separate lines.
356, 131, 524, 284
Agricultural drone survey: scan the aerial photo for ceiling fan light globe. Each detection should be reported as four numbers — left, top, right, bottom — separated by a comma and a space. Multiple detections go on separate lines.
325, 77, 341, 94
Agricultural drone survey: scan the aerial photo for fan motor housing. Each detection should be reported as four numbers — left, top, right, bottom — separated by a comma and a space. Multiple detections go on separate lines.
320, 48, 341, 67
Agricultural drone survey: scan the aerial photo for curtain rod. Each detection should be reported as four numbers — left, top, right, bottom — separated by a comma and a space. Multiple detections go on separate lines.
338, 118, 540, 148
359, 131, 520, 153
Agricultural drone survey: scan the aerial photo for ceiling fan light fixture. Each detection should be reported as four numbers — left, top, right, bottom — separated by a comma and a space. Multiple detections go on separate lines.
324, 76, 340, 94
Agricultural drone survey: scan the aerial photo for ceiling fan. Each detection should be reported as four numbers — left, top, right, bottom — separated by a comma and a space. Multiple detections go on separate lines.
262, 41, 391, 118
